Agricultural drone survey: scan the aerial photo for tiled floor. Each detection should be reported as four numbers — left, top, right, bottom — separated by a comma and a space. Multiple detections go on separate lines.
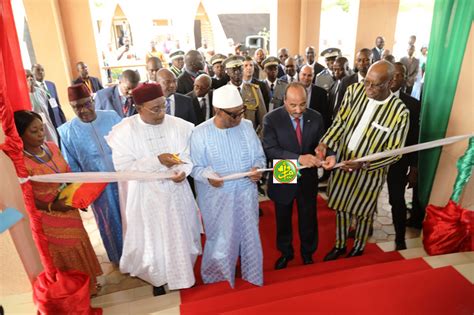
0, 183, 427, 314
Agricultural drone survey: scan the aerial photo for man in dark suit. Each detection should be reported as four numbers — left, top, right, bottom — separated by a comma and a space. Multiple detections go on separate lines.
328, 57, 348, 122
336, 48, 372, 110
186, 74, 213, 125
305, 46, 325, 84
277, 47, 289, 78
157, 69, 197, 124
210, 53, 229, 89
280, 57, 298, 83
32, 63, 67, 127
263, 82, 334, 269
95, 69, 140, 118
387, 62, 421, 250
371, 36, 385, 62
72, 61, 104, 93
176, 50, 205, 95
299, 65, 330, 130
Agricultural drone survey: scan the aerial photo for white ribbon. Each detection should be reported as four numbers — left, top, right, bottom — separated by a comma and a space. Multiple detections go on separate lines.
21, 134, 472, 183
333, 133, 473, 169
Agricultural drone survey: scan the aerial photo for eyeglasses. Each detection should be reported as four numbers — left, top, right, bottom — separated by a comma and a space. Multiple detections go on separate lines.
362, 79, 387, 89
72, 99, 94, 111
142, 106, 166, 114
221, 107, 246, 119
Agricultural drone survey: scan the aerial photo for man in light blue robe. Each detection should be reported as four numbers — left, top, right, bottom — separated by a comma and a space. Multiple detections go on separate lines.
191, 85, 266, 287
58, 84, 123, 264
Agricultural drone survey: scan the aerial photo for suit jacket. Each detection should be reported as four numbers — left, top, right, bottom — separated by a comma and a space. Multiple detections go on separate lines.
264, 79, 287, 111
251, 78, 270, 110
336, 73, 359, 112
399, 91, 421, 167
308, 85, 330, 130
280, 74, 298, 83
211, 74, 229, 89
185, 90, 213, 125
277, 64, 285, 78
173, 93, 197, 125
43, 80, 67, 127
177, 70, 204, 95
95, 85, 134, 118
371, 47, 382, 62
311, 62, 326, 84
263, 107, 325, 204
328, 79, 342, 122
72, 76, 104, 93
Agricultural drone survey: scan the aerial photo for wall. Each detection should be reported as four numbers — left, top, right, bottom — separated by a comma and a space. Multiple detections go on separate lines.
23, 0, 72, 117
428, 23, 474, 209
58, 0, 101, 85
354, 0, 399, 54
277, 0, 302, 56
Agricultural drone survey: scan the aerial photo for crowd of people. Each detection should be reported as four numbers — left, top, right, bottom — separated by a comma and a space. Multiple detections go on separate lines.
17, 33, 425, 296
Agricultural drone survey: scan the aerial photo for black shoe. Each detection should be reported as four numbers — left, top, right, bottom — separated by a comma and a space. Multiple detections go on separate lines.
323, 247, 346, 261
395, 241, 407, 250
274, 255, 294, 270
302, 256, 314, 265
153, 285, 166, 296
346, 247, 364, 258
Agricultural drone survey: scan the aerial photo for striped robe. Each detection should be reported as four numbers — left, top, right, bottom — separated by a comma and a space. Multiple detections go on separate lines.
321, 82, 410, 218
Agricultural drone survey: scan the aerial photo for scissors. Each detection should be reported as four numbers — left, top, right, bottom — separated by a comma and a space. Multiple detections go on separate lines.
172, 153, 188, 164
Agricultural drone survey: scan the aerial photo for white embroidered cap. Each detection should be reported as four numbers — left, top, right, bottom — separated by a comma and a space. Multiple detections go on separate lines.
213, 85, 243, 109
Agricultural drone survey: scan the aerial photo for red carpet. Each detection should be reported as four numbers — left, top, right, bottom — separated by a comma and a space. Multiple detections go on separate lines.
180, 197, 473, 315
223, 267, 474, 315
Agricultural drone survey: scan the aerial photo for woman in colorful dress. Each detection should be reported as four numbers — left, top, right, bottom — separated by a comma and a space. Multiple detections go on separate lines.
14, 110, 102, 295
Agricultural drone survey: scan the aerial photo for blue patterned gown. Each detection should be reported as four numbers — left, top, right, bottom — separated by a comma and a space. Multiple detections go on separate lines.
191, 118, 266, 287
58, 110, 123, 264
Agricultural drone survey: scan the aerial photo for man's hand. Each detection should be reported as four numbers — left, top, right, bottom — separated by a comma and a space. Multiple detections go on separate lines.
248, 167, 262, 182
158, 153, 182, 168
170, 171, 186, 183
341, 160, 364, 172
322, 155, 336, 170
315, 143, 328, 160
299, 154, 321, 168
208, 177, 224, 188
407, 167, 418, 188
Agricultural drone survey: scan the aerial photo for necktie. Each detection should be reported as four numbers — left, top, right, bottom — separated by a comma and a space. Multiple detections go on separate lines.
201, 98, 207, 120
295, 118, 302, 147
290, 77, 293, 83
270, 83, 274, 99
41, 82, 51, 97
237, 86, 241, 94
123, 97, 132, 116
165, 97, 171, 115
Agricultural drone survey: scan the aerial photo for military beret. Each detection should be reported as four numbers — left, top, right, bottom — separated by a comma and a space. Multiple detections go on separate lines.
210, 53, 227, 65
169, 49, 185, 60
262, 56, 280, 68
320, 48, 341, 58
223, 55, 245, 69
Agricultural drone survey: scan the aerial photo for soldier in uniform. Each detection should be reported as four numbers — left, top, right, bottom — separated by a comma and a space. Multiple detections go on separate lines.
169, 49, 185, 78
262, 56, 288, 112
223, 55, 267, 135
210, 53, 229, 89
315, 48, 341, 91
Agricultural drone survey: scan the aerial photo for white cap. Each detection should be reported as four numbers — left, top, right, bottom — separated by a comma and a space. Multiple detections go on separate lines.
213, 85, 243, 109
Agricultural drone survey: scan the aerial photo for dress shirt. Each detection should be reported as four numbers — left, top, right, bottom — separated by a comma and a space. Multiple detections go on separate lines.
347, 93, 393, 151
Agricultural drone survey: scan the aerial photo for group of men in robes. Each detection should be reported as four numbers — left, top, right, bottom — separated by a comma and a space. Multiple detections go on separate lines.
58, 57, 410, 294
